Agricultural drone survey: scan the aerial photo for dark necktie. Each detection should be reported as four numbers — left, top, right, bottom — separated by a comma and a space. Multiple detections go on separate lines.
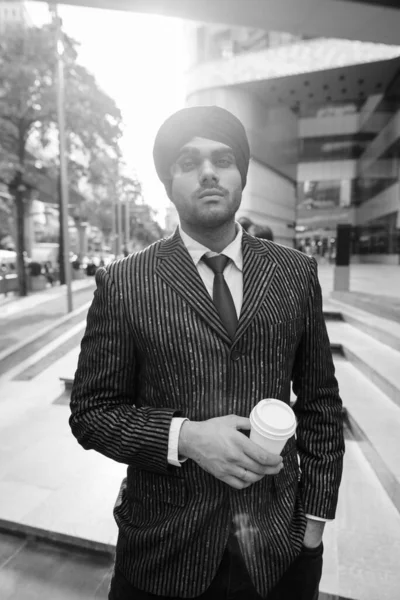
202, 254, 238, 340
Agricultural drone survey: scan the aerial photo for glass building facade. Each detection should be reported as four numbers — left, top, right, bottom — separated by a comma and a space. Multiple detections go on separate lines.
185, 24, 400, 262
297, 69, 400, 262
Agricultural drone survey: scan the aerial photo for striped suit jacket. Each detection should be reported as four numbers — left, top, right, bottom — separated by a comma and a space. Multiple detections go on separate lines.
70, 229, 344, 598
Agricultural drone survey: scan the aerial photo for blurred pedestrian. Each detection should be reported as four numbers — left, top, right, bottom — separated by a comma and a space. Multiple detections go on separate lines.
249, 224, 274, 241
0, 263, 8, 296
43, 261, 54, 286
237, 215, 253, 231
70, 105, 344, 600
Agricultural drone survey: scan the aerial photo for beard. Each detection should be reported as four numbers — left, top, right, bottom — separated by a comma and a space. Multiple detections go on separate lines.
183, 187, 242, 230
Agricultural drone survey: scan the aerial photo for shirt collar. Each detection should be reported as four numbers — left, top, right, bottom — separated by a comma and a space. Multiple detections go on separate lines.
179, 224, 243, 271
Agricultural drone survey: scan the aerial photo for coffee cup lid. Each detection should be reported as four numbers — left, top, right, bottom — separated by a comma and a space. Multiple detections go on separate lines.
250, 399, 296, 437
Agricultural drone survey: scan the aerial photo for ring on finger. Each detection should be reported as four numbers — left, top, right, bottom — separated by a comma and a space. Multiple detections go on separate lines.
242, 468, 248, 480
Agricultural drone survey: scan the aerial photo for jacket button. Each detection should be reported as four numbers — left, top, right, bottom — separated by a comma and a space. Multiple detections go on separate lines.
231, 350, 242, 361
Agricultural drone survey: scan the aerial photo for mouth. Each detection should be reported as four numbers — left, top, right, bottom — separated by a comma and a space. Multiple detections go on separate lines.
198, 189, 225, 199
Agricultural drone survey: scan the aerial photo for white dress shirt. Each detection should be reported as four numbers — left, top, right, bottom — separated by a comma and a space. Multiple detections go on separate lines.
167, 224, 243, 467
166, 224, 328, 522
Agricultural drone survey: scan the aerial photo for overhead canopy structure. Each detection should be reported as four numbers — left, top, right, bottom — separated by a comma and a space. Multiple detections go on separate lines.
233, 56, 400, 114
33, 0, 400, 45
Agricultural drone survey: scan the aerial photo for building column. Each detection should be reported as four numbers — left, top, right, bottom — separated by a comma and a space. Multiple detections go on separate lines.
340, 179, 352, 207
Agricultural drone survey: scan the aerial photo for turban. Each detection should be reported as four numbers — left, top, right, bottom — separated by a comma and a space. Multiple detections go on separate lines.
153, 106, 250, 199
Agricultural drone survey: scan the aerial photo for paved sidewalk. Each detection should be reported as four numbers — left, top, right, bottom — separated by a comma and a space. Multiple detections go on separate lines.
318, 263, 400, 320
317, 263, 400, 298
0, 347, 125, 551
0, 531, 113, 599
0, 278, 95, 318
0, 279, 96, 356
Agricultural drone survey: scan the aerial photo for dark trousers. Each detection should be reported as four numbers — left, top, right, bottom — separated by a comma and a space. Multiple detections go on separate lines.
108, 535, 323, 600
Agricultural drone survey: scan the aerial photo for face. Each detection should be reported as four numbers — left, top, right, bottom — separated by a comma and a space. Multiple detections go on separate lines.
170, 137, 242, 230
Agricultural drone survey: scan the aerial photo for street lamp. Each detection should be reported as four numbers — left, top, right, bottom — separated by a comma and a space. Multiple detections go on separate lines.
116, 196, 122, 257
125, 193, 130, 253
49, 2, 73, 313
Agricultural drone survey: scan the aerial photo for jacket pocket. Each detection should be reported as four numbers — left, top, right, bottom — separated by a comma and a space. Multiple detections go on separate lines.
269, 315, 304, 328
127, 469, 187, 507
301, 541, 324, 556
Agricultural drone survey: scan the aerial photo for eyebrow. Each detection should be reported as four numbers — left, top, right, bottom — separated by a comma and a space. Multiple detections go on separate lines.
176, 147, 235, 160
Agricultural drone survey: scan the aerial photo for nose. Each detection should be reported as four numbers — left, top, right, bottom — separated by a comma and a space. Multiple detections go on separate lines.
199, 159, 219, 186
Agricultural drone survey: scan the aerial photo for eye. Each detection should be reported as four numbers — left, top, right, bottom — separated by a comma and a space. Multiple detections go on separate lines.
180, 159, 196, 172
216, 157, 233, 167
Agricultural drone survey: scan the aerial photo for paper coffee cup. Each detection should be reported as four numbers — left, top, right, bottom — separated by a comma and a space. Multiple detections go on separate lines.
249, 399, 297, 455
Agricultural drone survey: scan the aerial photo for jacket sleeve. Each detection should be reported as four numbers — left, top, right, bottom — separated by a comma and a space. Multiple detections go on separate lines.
69, 266, 181, 474
291, 257, 345, 520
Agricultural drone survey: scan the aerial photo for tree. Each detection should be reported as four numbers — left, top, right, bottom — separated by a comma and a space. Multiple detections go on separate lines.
0, 191, 13, 246
82, 153, 160, 254
129, 201, 164, 249
83, 157, 163, 253
0, 22, 123, 295
79, 153, 133, 250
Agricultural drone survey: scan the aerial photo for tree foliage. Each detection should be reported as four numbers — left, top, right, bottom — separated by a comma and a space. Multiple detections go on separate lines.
0, 192, 13, 244
81, 153, 163, 251
0, 22, 123, 181
0, 21, 124, 293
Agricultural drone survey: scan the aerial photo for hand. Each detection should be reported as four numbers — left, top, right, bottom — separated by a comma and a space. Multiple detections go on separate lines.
178, 415, 283, 490
302, 518, 325, 549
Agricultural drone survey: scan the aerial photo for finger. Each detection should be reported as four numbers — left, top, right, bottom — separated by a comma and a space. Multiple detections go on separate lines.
239, 465, 283, 483
240, 457, 283, 477
235, 453, 272, 476
230, 416, 251, 431
224, 456, 283, 480
231, 467, 268, 490
262, 463, 284, 476
240, 436, 283, 467
225, 462, 283, 489
224, 475, 253, 490
238, 467, 265, 484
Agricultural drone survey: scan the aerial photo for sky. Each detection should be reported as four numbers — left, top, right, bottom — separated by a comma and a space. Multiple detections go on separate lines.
26, 1, 188, 225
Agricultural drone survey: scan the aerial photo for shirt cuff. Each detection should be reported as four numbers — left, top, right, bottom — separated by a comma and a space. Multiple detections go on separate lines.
168, 417, 189, 467
305, 514, 332, 522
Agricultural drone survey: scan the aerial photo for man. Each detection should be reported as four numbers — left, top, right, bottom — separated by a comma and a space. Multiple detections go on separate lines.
70, 106, 344, 600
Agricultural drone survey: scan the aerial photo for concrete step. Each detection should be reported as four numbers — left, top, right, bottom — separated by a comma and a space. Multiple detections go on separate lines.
327, 320, 400, 410
323, 310, 343, 322
335, 359, 400, 516
331, 290, 400, 324
59, 347, 80, 390
0, 529, 113, 599
328, 298, 400, 353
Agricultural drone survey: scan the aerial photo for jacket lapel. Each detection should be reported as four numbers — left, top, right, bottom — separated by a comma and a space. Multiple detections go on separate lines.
235, 233, 278, 341
156, 229, 231, 343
